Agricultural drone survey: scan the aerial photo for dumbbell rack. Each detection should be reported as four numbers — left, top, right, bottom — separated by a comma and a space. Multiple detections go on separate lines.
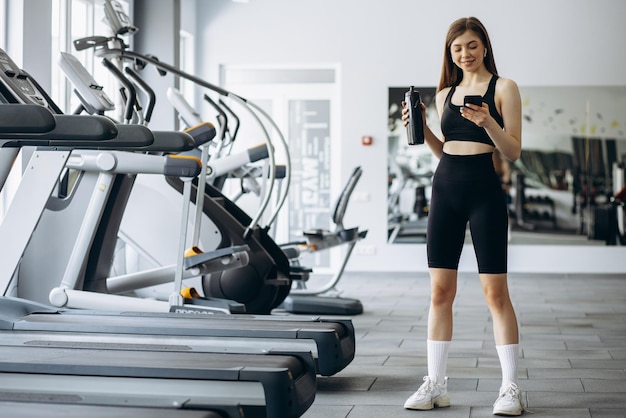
513, 172, 557, 230
523, 194, 557, 229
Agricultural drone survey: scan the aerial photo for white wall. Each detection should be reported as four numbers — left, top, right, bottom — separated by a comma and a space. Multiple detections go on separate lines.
194, 0, 626, 274
6, 0, 625, 274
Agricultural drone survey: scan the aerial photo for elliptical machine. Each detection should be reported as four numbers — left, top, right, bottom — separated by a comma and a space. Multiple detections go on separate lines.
72, 1, 297, 314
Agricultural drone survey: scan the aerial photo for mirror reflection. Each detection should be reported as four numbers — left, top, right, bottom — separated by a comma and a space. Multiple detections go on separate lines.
387, 86, 626, 246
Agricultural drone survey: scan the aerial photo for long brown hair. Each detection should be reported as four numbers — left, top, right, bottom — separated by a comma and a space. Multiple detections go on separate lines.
437, 17, 498, 92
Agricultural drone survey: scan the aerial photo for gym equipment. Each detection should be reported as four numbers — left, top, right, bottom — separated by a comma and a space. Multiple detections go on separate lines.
0, 341, 315, 418
0, 51, 159, 293
73, 38, 289, 239
21, 50, 250, 314
167, 87, 268, 194
386, 143, 431, 244
0, 49, 233, 308
166, 87, 363, 315
82, 3, 367, 317
71, 35, 298, 314
79, 1, 293, 228
0, 11, 358, 416
0, 401, 235, 418
52, 48, 356, 365
280, 166, 367, 315
8, 0, 354, 367
1, 48, 355, 377
0, 296, 354, 376
0, 62, 316, 418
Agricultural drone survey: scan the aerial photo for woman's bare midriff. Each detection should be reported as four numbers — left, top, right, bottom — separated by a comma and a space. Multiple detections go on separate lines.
443, 140, 494, 155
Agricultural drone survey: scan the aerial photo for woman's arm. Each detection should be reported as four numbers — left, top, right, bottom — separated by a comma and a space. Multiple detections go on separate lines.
463, 78, 522, 161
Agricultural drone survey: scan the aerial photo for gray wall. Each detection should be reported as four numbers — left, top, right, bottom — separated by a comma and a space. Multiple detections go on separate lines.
133, 0, 181, 130
132, 0, 196, 129
195, 0, 626, 274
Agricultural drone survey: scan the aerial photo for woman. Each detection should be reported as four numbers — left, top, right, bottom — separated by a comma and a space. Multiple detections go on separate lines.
401, 17, 523, 416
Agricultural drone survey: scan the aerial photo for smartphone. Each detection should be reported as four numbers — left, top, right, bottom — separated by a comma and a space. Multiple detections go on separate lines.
464, 95, 483, 107
405, 86, 425, 145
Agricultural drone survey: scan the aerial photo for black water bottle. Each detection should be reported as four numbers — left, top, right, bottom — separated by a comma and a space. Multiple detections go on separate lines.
405, 86, 424, 145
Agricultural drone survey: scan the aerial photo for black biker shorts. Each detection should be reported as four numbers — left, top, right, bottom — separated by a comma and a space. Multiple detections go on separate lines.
427, 151, 508, 274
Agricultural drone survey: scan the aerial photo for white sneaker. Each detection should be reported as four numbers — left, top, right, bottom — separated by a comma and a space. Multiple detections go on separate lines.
404, 376, 450, 410
493, 382, 523, 416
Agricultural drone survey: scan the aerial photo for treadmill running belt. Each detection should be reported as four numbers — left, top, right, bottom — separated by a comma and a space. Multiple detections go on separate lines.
0, 345, 316, 418
0, 401, 233, 418
0, 297, 355, 376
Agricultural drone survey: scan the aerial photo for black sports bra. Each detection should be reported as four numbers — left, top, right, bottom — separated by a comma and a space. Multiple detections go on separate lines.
440, 75, 504, 146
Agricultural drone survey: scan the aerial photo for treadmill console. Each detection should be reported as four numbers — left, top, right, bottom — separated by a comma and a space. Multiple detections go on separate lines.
104, 0, 137, 35
58, 52, 115, 114
0, 48, 49, 107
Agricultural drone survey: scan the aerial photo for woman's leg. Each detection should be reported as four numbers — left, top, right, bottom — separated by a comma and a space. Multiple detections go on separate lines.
426, 268, 457, 383
404, 268, 457, 410
405, 154, 466, 410
428, 268, 458, 341
479, 274, 518, 345
480, 274, 519, 384
480, 274, 524, 415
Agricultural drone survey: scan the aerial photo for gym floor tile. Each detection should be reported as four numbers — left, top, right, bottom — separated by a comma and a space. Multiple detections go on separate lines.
301, 271, 626, 417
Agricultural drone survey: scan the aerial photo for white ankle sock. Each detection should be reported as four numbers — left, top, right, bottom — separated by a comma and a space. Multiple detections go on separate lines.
496, 344, 519, 386
427, 339, 450, 385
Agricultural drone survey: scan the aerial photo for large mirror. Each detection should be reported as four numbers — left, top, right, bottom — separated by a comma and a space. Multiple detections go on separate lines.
387, 86, 626, 246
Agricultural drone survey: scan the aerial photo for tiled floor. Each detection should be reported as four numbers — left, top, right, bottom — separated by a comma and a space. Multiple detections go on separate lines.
301, 271, 626, 418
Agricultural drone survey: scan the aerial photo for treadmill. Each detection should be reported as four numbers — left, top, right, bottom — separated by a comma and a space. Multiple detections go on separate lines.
0, 402, 234, 418
0, 54, 317, 418
0, 343, 314, 418
0, 296, 354, 377
0, 49, 356, 376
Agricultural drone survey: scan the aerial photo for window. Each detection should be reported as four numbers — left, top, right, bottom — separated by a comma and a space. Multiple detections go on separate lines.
179, 29, 195, 109
50, 0, 70, 109
51, 0, 130, 115
0, 0, 6, 49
